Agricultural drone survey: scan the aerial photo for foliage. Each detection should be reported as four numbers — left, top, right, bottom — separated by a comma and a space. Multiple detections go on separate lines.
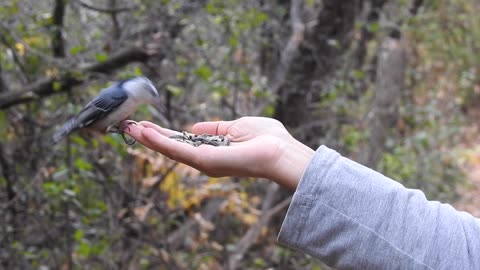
0, 0, 478, 269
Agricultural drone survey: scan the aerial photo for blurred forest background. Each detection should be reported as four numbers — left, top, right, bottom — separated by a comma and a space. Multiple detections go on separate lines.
1, 0, 479, 269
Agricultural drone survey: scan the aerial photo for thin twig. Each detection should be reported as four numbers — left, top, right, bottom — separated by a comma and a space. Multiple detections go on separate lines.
146, 162, 179, 197
52, 0, 66, 57
109, 0, 121, 40
270, 0, 305, 94
227, 182, 291, 270
166, 198, 225, 249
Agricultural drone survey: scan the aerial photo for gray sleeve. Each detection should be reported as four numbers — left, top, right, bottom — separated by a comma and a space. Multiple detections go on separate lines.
278, 145, 480, 270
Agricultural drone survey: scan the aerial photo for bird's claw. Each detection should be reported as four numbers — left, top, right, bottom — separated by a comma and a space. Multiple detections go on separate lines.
121, 132, 136, 145
119, 120, 137, 145
118, 120, 138, 133
107, 121, 138, 145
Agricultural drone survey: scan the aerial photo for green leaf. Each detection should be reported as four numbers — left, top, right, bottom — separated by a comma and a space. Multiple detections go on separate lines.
253, 258, 266, 267
262, 105, 275, 117
71, 136, 88, 147
0, 111, 8, 139
69, 45, 85, 55
368, 22, 380, 33
77, 241, 92, 257
251, 11, 268, 28
205, 3, 216, 14
74, 229, 84, 241
75, 158, 93, 171
166, 84, 184, 97
103, 134, 120, 148
176, 57, 188, 67
53, 81, 62, 91
194, 64, 213, 81
352, 69, 365, 79
133, 66, 143, 76
95, 53, 108, 62
0, 177, 6, 188
228, 35, 238, 48
42, 182, 61, 195
176, 71, 186, 80
240, 70, 253, 87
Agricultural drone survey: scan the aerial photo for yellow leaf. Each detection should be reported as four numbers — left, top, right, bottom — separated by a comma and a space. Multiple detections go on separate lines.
242, 213, 258, 225
160, 171, 179, 192
239, 191, 248, 200
45, 68, 59, 77
182, 194, 201, 210
15, 43, 25, 56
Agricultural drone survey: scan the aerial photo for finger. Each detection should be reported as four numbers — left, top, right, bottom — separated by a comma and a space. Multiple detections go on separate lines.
141, 127, 201, 165
122, 121, 144, 139
138, 121, 181, 137
192, 120, 234, 135
122, 124, 161, 150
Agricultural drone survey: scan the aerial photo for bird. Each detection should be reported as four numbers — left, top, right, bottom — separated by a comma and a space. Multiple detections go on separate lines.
52, 76, 159, 145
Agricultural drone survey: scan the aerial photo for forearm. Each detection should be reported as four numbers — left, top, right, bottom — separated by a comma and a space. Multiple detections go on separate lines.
278, 146, 480, 269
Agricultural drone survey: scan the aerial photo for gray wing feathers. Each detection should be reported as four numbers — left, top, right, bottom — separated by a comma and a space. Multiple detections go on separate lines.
51, 85, 128, 144
51, 104, 98, 144
52, 117, 80, 144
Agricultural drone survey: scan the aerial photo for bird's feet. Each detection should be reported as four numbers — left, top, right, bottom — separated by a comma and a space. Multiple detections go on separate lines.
118, 120, 138, 133
108, 120, 138, 145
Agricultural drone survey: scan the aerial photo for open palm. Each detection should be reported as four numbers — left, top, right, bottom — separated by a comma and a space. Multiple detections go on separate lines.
124, 117, 314, 190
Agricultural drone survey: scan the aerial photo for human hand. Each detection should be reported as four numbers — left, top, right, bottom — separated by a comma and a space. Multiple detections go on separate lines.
124, 117, 314, 190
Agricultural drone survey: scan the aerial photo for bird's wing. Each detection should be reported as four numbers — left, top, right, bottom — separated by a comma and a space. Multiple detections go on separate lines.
52, 85, 128, 144
75, 86, 128, 128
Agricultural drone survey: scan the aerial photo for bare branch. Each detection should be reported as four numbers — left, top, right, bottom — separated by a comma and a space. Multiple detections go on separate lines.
0, 65, 9, 93
0, 143, 16, 210
74, 0, 137, 14
0, 34, 30, 83
0, 0, 202, 110
228, 183, 291, 270
1, 24, 65, 67
0, 46, 150, 109
166, 198, 225, 249
109, 0, 121, 40
410, 0, 424, 15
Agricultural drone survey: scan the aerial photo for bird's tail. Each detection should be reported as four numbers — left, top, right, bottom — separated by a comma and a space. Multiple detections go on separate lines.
52, 118, 78, 144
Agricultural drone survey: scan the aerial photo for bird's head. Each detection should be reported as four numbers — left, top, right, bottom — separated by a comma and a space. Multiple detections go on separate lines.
122, 76, 160, 104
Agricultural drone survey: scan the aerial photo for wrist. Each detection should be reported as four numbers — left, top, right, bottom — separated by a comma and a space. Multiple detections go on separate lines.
267, 137, 315, 191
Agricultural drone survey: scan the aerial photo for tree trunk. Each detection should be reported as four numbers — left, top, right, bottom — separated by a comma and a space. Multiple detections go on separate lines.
273, 0, 360, 147
52, 0, 66, 57
361, 35, 407, 167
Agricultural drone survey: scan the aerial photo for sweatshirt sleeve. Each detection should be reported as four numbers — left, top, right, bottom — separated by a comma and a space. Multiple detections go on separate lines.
278, 145, 480, 270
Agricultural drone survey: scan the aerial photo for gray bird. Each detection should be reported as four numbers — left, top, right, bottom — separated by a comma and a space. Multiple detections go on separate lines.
52, 76, 159, 144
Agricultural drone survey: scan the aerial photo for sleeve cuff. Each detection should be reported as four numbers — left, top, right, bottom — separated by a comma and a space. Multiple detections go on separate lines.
277, 145, 340, 247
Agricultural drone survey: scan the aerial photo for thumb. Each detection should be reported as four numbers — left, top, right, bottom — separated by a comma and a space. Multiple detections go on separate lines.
192, 120, 234, 135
